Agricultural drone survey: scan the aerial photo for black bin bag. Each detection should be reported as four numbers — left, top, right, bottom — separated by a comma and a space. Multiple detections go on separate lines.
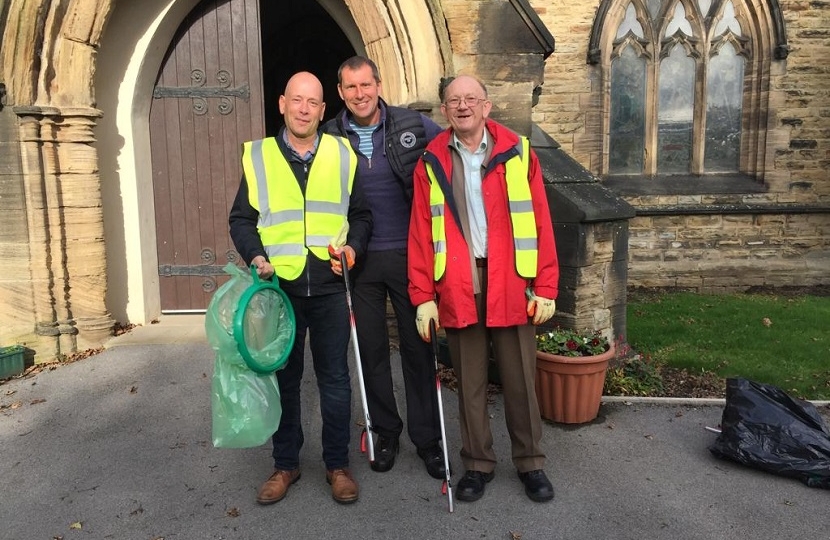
709, 378, 830, 489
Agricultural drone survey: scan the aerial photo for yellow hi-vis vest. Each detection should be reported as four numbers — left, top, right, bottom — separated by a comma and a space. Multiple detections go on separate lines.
241, 134, 357, 280
426, 136, 538, 280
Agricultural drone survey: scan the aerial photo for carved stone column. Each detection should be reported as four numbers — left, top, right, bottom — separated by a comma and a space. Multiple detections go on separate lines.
15, 108, 62, 360
15, 106, 114, 359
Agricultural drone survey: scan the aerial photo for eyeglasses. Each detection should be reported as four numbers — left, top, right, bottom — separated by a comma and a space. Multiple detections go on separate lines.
443, 96, 486, 109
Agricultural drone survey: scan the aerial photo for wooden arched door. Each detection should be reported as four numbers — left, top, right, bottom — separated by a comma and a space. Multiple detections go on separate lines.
150, 0, 264, 311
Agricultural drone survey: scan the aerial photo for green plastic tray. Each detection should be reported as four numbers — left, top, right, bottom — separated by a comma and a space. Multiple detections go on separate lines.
0, 345, 25, 379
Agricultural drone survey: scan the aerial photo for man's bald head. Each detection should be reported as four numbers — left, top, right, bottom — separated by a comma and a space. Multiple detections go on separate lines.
284, 71, 324, 101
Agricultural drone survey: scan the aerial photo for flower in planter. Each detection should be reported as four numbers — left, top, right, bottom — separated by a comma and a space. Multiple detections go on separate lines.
535, 327, 610, 357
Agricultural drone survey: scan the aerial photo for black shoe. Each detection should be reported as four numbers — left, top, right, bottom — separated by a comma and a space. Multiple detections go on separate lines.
455, 470, 494, 502
518, 469, 554, 502
370, 435, 399, 473
417, 444, 450, 480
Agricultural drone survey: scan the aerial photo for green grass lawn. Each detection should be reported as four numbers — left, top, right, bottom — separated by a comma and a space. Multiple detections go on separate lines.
624, 290, 830, 400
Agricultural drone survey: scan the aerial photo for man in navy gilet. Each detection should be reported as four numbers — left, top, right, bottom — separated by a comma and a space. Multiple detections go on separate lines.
322, 56, 448, 478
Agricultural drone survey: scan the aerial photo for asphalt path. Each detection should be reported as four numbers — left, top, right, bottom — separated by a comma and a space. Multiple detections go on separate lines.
1, 342, 828, 540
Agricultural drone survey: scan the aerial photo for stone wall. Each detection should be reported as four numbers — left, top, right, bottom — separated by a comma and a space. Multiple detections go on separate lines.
628, 204, 830, 292
549, 219, 630, 342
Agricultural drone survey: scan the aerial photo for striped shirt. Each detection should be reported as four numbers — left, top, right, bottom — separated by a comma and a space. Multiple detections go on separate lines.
349, 121, 378, 160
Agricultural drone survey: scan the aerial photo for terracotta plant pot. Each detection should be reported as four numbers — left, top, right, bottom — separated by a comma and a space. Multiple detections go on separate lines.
534, 346, 615, 424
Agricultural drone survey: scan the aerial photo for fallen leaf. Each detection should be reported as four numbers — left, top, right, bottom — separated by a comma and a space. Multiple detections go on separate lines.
227, 507, 240, 517
69, 521, 82, 530
31, 398, 46, 405
762, 317, 772, 327
510, 532, 523, 540
644, 433, 654, 440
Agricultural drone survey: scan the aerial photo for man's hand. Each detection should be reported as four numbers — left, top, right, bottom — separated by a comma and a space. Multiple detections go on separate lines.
415, 301, 439, 342
526, 291, 556, 325
251, 255, 275, 279
328, 245, 355, 276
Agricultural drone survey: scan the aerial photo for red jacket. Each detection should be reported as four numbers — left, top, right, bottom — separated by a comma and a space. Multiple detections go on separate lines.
408, 119, 559, 328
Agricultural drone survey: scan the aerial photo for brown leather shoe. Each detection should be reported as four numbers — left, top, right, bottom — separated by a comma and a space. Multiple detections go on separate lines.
326, 468, 359, 504
256, 469, 300, 505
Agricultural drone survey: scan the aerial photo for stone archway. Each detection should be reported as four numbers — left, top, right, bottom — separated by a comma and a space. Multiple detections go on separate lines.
0, 0, 450, 359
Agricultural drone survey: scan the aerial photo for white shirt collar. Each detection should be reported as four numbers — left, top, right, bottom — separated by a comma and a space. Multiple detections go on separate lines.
451, 129, 488, 154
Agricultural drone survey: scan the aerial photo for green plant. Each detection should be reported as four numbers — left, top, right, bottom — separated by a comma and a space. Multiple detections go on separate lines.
604, 355, 665, 396
602, 338, 665, 396
535, 327, 610, 357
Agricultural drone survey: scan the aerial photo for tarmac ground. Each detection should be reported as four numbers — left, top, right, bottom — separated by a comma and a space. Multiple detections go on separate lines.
1, 315, 828, 540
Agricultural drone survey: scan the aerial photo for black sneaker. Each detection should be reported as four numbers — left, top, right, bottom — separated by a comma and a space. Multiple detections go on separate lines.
455, 470, 494, 502
370, 435, 399, 473
517, 469, 554, 502
416, 443, 450, 479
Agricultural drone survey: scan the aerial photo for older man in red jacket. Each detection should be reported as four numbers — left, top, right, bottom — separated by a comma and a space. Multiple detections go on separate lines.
408, 74, 559, 503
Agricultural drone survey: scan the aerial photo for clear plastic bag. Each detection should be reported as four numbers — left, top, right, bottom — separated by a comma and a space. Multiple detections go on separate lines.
709, 378, 830, 489
206, 264, 283, 448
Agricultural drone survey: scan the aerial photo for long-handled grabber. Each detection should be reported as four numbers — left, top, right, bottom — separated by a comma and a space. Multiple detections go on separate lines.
429, 319, 454, 513
340, 251, 375, 463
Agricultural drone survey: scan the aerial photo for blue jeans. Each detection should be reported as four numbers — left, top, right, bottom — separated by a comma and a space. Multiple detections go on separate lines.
272, 292, 351, 470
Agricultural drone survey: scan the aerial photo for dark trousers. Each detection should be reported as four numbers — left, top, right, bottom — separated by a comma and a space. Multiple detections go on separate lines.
446, 267, 545, 473
272, 292, 351, 470
351, 249, 441, 448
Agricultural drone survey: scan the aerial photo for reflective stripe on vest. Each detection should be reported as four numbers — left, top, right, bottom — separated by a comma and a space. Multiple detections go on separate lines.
504, 137, 538, 278
425, 136, 537, 281
425, 162, 448, 280
241, 134, 356, 280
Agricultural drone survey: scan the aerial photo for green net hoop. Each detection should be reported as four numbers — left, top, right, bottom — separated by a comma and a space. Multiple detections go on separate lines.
232, 266, 296, 374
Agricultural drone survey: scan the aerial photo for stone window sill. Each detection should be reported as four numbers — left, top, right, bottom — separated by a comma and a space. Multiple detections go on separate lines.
602, 173, 765, 197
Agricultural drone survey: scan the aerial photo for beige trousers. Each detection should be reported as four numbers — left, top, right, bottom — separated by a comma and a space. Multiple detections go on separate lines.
445, 267, 546, 474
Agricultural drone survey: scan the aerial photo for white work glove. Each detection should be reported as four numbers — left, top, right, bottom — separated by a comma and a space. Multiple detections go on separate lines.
415, 301, 439, 342
526, 289, 556, 325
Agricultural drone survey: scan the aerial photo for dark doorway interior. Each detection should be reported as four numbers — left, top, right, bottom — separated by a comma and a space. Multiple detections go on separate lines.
260, 0, 356, 136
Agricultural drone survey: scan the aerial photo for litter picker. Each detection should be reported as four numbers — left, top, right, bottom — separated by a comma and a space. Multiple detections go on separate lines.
340, 251, 375, 463
429, 319, 454, 513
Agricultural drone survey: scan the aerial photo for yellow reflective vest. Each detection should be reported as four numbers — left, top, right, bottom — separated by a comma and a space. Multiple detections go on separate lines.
425, 136, 538, 280
241, 134, 357, 280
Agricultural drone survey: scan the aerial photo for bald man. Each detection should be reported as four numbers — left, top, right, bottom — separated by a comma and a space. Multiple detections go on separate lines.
229, 71, 373, 505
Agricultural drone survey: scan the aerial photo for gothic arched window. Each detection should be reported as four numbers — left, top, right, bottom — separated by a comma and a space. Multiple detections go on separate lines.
589, 0, 788, 186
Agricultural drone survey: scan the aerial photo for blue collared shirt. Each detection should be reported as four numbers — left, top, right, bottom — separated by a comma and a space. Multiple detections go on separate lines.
452, 130, 489, 258
282, 130, 319, 163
